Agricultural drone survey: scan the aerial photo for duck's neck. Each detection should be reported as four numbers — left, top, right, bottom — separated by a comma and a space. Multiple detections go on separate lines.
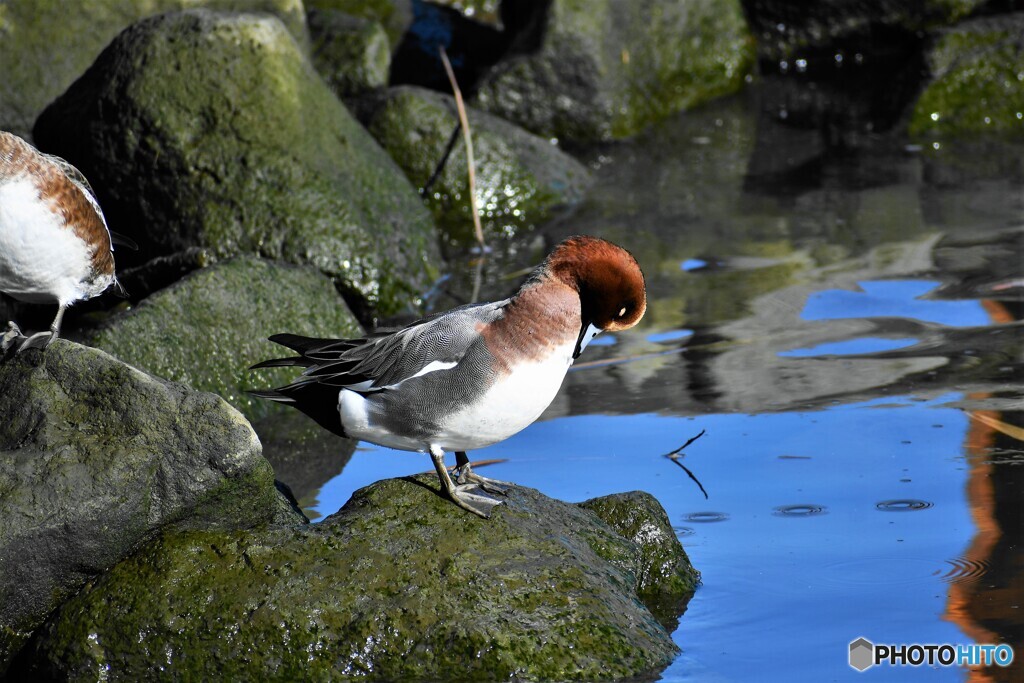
482, 276, 582, 372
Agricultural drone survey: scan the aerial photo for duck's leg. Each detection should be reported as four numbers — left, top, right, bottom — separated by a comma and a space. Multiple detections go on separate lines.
454, 451, 510, 495
1, 321, 25, 354
18, 304, 65, 352
430, 446, 503, 518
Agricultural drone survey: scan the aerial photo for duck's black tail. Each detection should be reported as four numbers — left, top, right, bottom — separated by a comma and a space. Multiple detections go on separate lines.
249, 335, 351, 438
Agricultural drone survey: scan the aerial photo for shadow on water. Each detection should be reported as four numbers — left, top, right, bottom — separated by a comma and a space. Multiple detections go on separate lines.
268, 80, 1023, 680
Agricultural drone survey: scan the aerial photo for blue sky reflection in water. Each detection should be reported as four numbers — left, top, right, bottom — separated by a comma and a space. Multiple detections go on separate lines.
803, 280, 992, 327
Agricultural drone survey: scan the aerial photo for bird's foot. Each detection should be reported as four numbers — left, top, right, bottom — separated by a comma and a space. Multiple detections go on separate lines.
449, 483, 504, 519
1, 322, 25, 354
455, 464, 510, 496
17, 330, 56, 353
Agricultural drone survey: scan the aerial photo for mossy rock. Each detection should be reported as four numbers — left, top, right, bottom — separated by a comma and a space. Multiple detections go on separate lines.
0, 0, 308, 140
305, 0, 414, 46
33, 10, 440, 318
358, 86, 592, 246
580, 491, 701, 632
90, 256, 363, 422
475, 0, 755, 143
308, 9, 391, 98
0, 340, 296, 673
909, 15, 1024, 140
21, 479, 692, 681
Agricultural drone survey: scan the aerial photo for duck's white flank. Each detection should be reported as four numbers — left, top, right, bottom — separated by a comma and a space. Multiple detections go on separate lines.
434, 338, 578, 451
0, 174, 93, 305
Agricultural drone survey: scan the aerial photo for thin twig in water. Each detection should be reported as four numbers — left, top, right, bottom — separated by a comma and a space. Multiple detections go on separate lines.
664, 429, 708, 499
439, 46, 486, 251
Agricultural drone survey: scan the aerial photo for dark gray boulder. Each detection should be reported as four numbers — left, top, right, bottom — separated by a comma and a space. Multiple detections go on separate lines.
474, 0, 755, 143
357, 85, 592, 246
0, 340, 300, 673
21, 478, 695, 681
33, 10, 440, 318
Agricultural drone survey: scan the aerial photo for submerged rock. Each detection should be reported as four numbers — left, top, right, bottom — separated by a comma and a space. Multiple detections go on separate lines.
23, 478, 694, 681
909, 14, 1024, 140
33, 10, 440, 318
0, 340, 297, 673
357, 85, 592, 246
90, 256, 363, 422
474, 0, 755, 143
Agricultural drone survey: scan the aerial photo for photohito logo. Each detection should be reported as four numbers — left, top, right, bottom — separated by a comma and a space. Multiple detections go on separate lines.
849, 637, 1014, 671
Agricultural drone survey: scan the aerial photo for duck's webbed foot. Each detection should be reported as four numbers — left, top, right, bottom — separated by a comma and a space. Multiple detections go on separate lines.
17, 330, 56, 353
454, 451, 510, 496
2, 322, 27, 355
430, 447, 504, 519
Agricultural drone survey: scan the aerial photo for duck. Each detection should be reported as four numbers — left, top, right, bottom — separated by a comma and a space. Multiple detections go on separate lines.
0, 131, 121, 353
251, 235, 646, 518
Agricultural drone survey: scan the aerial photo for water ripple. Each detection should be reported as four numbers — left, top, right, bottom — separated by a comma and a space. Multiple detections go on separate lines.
773, 504, 828, 517
682, 511, 730, 523
875, 499, 934, 512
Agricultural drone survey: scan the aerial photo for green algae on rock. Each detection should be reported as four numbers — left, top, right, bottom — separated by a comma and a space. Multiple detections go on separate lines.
358, 86, 592, 246
23, 478, 687, 681
580, 491, 700, 632
0, 340, 296, 673
305, 0, 414, 47
0, 0, 308, 140
90, 257, 363, 422
308, 9, 391, 99
909, 15, 1024, 140
33, 10, 440, 318
474, 0, 755, 143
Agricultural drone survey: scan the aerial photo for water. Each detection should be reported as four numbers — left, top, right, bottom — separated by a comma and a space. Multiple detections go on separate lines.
265, 86, 1024, 681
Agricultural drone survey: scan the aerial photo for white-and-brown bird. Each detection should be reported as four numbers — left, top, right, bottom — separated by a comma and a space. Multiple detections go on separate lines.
252, 236, 647, 517
0, 131, 121, 353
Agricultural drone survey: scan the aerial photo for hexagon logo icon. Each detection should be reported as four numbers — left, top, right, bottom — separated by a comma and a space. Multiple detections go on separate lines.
849, 637, 874, 671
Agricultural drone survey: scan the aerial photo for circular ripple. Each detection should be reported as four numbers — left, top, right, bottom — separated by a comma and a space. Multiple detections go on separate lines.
672, 526, 696, 537
876, 499, 934, 512
941, 557, 991, 584
773, 504, 828, 518
683, 511, 729, 523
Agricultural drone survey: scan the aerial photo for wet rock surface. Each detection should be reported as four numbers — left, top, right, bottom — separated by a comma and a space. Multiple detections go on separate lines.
20, 478, 693, 681
33, 10, 439, 318
90, 256, 363, 422
474, 0, 755, 143
580, 491, 701, 632
357, 85, 592, 245
741, 0, 983, 62
0, 341, 298, 672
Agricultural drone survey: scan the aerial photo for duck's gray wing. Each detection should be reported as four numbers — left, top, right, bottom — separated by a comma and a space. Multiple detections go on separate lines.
256, 300, 507, 392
